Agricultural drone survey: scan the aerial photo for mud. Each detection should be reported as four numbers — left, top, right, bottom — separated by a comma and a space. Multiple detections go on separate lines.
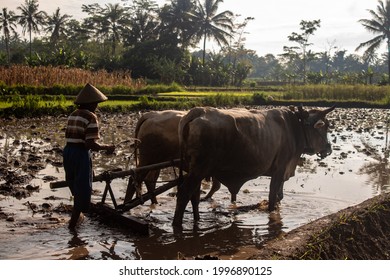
0, 107, 390, 260
250, 192, 390, 260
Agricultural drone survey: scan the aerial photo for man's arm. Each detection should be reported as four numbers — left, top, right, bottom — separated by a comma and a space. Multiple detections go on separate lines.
85, 139, 115, 154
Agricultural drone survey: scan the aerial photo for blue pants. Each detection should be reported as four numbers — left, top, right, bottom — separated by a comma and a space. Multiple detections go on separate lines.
63, 145, 92, 213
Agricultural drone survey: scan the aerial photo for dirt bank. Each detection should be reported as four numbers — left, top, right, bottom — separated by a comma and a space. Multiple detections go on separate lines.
249, 192, 390, 260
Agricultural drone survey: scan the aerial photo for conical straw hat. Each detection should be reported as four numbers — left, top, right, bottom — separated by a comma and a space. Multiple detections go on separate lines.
74, 83, 108, 104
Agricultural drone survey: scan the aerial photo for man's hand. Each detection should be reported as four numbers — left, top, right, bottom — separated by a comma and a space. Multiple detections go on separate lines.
105, 144, 115, 155
85, 139, 115, 154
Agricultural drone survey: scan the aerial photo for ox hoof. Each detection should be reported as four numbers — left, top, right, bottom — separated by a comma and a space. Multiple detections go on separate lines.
172, 217, 183, 228
268, 205, 276, 212
172, 222, 183, 234
267, 202, 280, 212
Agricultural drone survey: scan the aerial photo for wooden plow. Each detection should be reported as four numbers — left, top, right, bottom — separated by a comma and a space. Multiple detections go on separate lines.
50, 159, 181, 235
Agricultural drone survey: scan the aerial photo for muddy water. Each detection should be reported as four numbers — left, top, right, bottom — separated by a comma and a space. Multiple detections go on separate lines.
0, 108, 390, 260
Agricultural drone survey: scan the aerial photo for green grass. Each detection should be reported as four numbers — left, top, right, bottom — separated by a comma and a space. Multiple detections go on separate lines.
2, 84, 390, 118
158, 91, 256, 97
0, 102, 12, 109
100, 100, 139, 107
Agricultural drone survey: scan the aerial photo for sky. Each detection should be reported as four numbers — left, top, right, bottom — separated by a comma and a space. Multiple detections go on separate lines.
1, 0, 385, 56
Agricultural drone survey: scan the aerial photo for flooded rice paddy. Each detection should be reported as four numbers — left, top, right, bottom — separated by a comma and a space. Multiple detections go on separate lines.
0, 107, 390, 260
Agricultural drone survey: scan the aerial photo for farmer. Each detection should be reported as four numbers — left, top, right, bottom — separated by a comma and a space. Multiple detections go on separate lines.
63, 83, 115, 230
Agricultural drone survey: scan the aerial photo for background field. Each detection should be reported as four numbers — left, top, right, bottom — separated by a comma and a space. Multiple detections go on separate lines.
1, 66, 390, 117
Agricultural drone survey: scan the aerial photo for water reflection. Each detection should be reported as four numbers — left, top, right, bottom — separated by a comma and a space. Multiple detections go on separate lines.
99, 239, 123, 260
129, 208, 285, 260
67, 232, 89, 260
358, 140, 390, 193
267, 211, 284, 238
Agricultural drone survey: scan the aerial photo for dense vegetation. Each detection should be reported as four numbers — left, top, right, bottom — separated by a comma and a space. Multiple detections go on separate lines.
1, 0, 390, 86
2, 1, 390, 117
1, 65, 390, 118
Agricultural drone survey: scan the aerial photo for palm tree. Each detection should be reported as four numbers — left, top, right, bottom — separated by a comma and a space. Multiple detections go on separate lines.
0, 8, 17, 64
83, 3, 130, 56
125, 0, 160, 46
100, 3, 130, 56
190, 0, 234, 65
16, 0, 47, 60
159, 0, 197, 48
356, 0, 390, 84
65, 19, 89, 47
45, 7, 71, 47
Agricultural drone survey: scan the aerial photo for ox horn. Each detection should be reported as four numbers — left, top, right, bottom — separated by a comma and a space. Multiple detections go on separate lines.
322, 105, 336, 115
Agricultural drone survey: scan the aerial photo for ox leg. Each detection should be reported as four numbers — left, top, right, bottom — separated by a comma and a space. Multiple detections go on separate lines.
225, 185, 239, 203
134, 172, 144, 200
268, 174, 284, 212
276, 182, 285, 203
124, 174, 137, 204
144, 169, 160, 204
190, 186, 201, 222
202, 177, 221, 201
230, 192, 237, 203
173, 174, 202, 227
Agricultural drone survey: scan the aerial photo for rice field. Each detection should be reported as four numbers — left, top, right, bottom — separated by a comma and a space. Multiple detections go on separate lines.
284, 84, 390, 102
157, 91, 255, 97
1, 65, 390, 118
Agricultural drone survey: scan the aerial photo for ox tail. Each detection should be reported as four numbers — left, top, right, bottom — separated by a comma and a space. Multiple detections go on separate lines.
133, 114, 149, 167
178, 107, 206, 180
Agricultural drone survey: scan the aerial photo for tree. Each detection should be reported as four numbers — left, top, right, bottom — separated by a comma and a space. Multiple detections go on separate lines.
101, 3, 130, 56
159, 0, 197, 48
320, 40, 338, 84
0, 8, 17, 64
65, 19, 90, 48
44, 8, 71, 47
234, 61, 252, 86
82, 3, 130, 57
122, 0, 193, 81
356, 0, 390, 84
283, 19, 321, 83
227, 15, 254, 85
189, 0, 234, 65
124, 0, 159, 46
16, 0, 47, 60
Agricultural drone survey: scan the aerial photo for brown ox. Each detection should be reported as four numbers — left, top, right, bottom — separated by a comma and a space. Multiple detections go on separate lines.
173, 106, 335, 227
129, 110, 220, 204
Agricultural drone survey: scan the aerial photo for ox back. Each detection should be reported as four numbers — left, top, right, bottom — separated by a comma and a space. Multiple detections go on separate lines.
133, 110, 186, 204
173, 106, 335, 227
135, 110, 185, 168
132, 110, 222, 204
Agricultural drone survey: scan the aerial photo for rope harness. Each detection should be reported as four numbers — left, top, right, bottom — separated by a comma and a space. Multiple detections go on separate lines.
296, 112, 331, 159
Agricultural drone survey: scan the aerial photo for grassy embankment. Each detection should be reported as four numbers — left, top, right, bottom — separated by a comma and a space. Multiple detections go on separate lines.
1, 66, 390, 117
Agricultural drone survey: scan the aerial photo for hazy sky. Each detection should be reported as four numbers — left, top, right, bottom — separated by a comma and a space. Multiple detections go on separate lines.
1, 0, 385, 56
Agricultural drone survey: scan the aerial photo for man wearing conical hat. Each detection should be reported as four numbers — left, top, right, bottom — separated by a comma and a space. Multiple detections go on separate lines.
63, 83, 115, 230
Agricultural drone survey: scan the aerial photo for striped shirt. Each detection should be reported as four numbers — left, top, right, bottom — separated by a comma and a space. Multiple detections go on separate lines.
65, 109, 100, 144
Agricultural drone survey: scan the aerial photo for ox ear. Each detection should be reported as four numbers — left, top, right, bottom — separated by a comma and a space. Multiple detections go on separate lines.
298, 105, 309, 119
314, 119, 325, 129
